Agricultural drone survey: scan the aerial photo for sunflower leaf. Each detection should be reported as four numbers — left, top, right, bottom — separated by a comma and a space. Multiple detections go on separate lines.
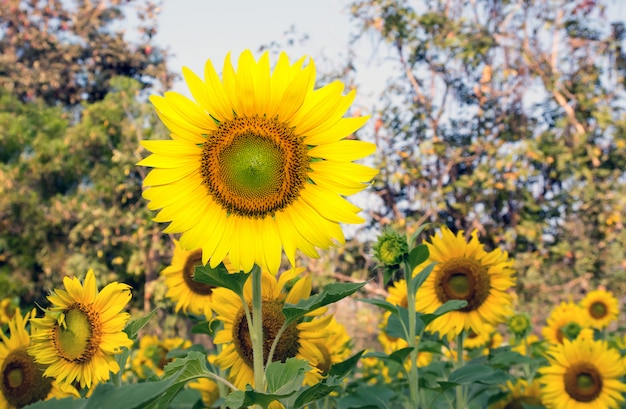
419, 299, 467, 327
194, 263, 250, 296
355, 298, 398, 315
225, 388, 293, 409
448, 363, 512, 385
265, 358, 309, 394
408, 244, 429, 272
409, 262, 436, 296
327, 350, 364, 381
124, 308, 158, 339
282, 282, 366, 325
336, 384, 396, 409
292, 384, 340, 408
408, 222, 432, 246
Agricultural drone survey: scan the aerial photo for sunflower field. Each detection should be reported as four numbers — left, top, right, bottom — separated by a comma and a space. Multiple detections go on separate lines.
2, 0, 626, 408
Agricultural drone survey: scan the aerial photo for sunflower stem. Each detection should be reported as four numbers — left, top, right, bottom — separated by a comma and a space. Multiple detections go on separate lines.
250, 265, 265, 392
455, 332, 466, 409
266, 323, 288, 368
404, 259, 420, 408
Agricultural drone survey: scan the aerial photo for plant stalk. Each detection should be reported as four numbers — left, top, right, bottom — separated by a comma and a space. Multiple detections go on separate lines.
250, 265, 265, 391
405, 260, 420, 408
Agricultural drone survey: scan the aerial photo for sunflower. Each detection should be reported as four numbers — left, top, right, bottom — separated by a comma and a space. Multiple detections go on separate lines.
189, 377, 220, 408
464, 324, 497, 350
131, 335, 192, 379
489, 379, 543, 409
0, 309, 78, 409
539, 337, 626, 409
580, 289, 619, 330
29, 269, 133, 389
311, 317, 352, 374
0, 299, 17, 326
541, 301, 588, 344
212, 268, 329, 389
138, 50, 377, 274
161, 239, 216, 318
414, 227, 516, 340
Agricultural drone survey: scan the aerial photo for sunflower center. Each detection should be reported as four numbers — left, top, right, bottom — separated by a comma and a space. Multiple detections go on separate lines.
0, 347, 53, 407
53, 303, 102, 363
232, 300, 300, 368
589, 301, 608, 319
560, 322, 582, 342
200, 116, 309, 218
183, 249, 215, 296
564, 363, 603, 402
434, 257, 490, 312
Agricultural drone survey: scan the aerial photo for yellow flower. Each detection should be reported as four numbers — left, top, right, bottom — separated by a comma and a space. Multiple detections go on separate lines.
311, 317, 352, 374
539, 337, 626, 409
29, 269, 133, 389
580, 289, 619, 330
131, 335, 192, 379
138, 50, 377, 274
489, 379, 543, 409
161, 240, 216, 318
189, 377, 220, 408
0, 299, 17, 326
212, 269, 329, 389
541, 301, 588, 344
464, 324, 497, 350
414, 228, 516, 340
511, 334, 540, 357
0, 309, 79, 408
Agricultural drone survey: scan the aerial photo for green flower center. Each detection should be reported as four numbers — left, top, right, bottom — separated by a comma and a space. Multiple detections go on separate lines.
232, 300, 300, 369
183, 249, 215, 296
589, 301, 608, 319
434, 257, 490, 312
560, 322, 582, 342
564, 363, 603, 402
53, 304, 102, 363
0, 347, 53, 407
201, 116, 309, 218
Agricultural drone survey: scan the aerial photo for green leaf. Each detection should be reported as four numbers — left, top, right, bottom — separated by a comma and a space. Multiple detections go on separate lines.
293, 384, 339, 408
337, 385, 396, 409
266, 358, 309, 394
388, 347, 414, 364
355, 298, 398, 315
190, 319, 221, 336
408, 244, 429, 271
225, 388, 290, 409
448, 364, 511, 385
283, 282, 366, 325
83, 379, 179, 409
387, 307, 425, 341
194, 263, 250, 296
419, 299, 467, 327
24, 397, 87, 409
409, 262, 436, 295
124, 308, 158, 339
408, 223, 432, 246
328, 350, 364, 381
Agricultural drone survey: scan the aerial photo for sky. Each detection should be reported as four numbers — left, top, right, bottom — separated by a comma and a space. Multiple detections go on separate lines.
154, 0, 388, 112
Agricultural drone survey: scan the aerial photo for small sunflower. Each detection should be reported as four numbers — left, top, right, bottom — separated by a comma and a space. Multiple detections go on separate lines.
311, 317, 352, 374
489, 379, 542, 409
541, 301, 588, 344
0, 309, 79, 408
414, 227, 516, 340
161, 240, 216, 318
539, 337, 626, 409
212, 269, 329, 389
464, 324, 496, 350
131, 335, 192, 379
189, 377, 220, 408
580, 289, 619, 330
0, 299, 17, 326
29, 269, 133, 389
138, 50, 377, 274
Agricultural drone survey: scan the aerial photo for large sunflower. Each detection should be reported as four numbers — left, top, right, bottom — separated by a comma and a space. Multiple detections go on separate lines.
29, 270, 133, 389
539, 337, 626, 409
161, 239, 215, 318
580, 289, 619, 330
138, 50, 377, 274
212, 269, 330, 389
0, 309, 78, 409
541, 301, 588, 344
414, 227, 516, 340
489, 379, 543, 409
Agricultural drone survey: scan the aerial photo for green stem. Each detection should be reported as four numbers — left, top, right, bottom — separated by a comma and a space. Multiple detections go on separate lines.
405, 260, 420, 408
250, 265, 265, 391
455, 332, 466, 409
266, 323, 288, 368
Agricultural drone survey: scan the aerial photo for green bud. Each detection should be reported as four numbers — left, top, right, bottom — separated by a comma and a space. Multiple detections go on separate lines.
373, 227, 409, 267
507, 313, 531, 339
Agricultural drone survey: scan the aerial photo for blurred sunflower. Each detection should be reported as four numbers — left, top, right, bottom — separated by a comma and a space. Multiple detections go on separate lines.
311, 316, 352, 374
580, 289, 619, 330
0, 309, 78, 408
489, 379, 542, 409
29, 270, 133, 389
161, 240, 216, 318
0, 299, 17, 326
138, 50, 377, 274
541, 301, 588, 344
539, 337, 626, 409
464, 324, 497, 350
414, 228, 516, 340
189, 377, 220, 408
212, 269, 329, 389
131, 335, 192, 379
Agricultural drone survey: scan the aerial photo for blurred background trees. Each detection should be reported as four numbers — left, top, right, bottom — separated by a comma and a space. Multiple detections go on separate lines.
1, 0, 625, 327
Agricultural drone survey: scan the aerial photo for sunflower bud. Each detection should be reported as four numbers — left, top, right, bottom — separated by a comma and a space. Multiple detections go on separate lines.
507, 313, 531, 339
373, 227, 409, 268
